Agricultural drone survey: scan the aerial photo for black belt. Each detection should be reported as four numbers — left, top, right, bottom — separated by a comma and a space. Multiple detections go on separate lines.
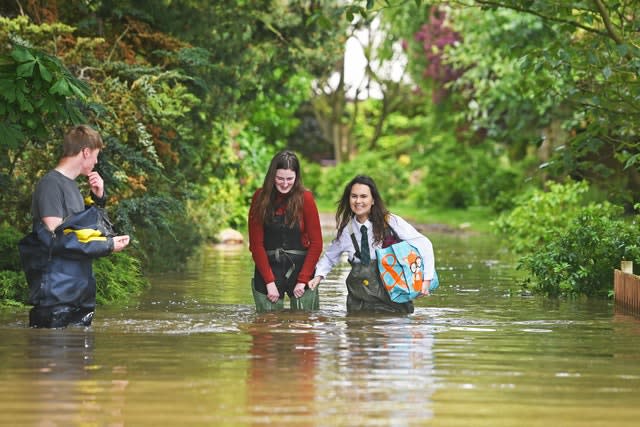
266, 248, 307, 279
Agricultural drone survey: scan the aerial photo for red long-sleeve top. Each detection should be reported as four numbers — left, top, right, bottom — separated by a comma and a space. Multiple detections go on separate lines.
248, 189, 323, 285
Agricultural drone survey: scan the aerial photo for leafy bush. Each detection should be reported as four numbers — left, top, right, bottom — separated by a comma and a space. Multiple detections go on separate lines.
0, 270, 28, 305
114, 195, 201, 271
520, 205, 640, 297
0, 222, 22, 271
496, 180, 640, 297
415, 142, 478, 209
407, 137, 524, 211
0, 222, 27, 306
315, 152, 411, 206
478, 165, 527, 213
494, 180, 590, 254
300, 157, 323, 195
94, 252, 148, 305
188, 175, 249, 242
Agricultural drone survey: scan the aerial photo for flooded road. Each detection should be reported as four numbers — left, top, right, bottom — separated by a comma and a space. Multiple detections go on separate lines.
1, 232, 640, 426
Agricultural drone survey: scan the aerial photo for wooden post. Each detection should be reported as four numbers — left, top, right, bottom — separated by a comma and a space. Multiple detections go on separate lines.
621, 261, 633, 274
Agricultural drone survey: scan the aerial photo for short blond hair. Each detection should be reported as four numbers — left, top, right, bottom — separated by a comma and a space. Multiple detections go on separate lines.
63, 125, 104, 157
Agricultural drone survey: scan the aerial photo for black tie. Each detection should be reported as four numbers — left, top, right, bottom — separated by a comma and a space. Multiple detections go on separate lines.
360, 225, 370, 265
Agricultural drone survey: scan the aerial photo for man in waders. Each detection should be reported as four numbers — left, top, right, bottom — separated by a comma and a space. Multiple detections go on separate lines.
19, 125, 130, 327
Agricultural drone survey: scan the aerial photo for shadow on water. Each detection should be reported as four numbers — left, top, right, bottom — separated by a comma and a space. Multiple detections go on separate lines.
1, 232, 640, 426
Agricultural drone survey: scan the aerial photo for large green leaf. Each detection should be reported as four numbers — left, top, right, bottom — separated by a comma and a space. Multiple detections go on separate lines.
49, 78, 70, 96
36, 60, 53, 82
16, 60, 35, 78
0, 122, 25, 150
10, 46, 35, 63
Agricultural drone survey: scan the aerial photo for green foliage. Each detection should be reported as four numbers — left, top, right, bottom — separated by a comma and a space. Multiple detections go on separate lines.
446, 7, 561, 157
495, 179, 640, 297
0, 270, 28, 306
314, 151, 411, 206
189, 176, 248, 243
114, 194, 201, 271
0, 42, 90, 137
380, 0, 640, 208
495, 181, 591, 254
94, 252, 148, 304
520, 206, 640, 297
246, 73, 313, 147
412, 136, 486, 209
300, 156, 323, 195
403, 130, 526, 211
117, 0, 345, 121
0, 35, 92, 227
446, 1, 640, 205
0, 223, 22, 271
479, 164, 526, 213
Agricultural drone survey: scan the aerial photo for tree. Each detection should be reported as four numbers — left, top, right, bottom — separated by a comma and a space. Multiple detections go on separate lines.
349, 0, 639, 206
0, 1, 352, 268
0, 17, 92, 226
309, 12, 417, 161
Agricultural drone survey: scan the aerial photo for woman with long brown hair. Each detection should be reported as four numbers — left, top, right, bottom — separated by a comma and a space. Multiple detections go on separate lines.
309, 175, 435, 313
248, 151, 323, 311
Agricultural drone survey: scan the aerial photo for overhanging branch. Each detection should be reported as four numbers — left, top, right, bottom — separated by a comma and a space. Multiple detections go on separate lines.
470, 0, 608, 37
592, 0, 623, 44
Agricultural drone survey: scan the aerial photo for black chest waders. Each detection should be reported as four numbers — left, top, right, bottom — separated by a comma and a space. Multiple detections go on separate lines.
346, 223, 413, 314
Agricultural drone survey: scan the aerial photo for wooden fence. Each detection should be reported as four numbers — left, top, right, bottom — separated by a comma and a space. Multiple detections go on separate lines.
614, 261, 640, 314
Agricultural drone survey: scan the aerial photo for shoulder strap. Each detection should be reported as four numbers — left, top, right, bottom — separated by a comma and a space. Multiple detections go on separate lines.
382, 218, 402, 248
386, 224, 400, 241
349, 221, 361, 260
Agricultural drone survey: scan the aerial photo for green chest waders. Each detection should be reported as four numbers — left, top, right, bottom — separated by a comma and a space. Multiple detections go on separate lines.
252, 214, 319, 312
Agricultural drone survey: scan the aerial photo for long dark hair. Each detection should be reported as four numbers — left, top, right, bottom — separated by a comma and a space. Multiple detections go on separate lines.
250, 150, 305, 227
336, 175, 389, 244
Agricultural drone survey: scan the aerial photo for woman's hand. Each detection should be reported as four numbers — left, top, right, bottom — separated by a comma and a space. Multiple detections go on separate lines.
420, 280, 431, 296
266, 282, 280, 303
308, 275, 322, 290
293, 283, 306, 298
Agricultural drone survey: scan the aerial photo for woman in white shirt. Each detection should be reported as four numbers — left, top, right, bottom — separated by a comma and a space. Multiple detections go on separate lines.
309, 175, 435, 313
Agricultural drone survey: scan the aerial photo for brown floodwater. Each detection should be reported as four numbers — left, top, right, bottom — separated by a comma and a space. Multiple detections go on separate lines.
1, 231, 639, 426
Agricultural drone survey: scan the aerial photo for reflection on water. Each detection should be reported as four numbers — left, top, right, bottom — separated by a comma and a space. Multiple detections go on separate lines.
324, 316, 436, 425
0, 328, 130, 426
0, 232, 640, 426
25, 328, 95, 379
247, 314, 319, 425
244, 312, 436, 426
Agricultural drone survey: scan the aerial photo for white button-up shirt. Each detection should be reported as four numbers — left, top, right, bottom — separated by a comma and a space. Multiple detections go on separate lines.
315, 214, 435, 280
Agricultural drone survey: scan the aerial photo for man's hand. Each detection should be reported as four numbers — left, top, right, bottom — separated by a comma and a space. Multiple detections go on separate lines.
112, 235, 130, 252
88, 171, 104, 199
